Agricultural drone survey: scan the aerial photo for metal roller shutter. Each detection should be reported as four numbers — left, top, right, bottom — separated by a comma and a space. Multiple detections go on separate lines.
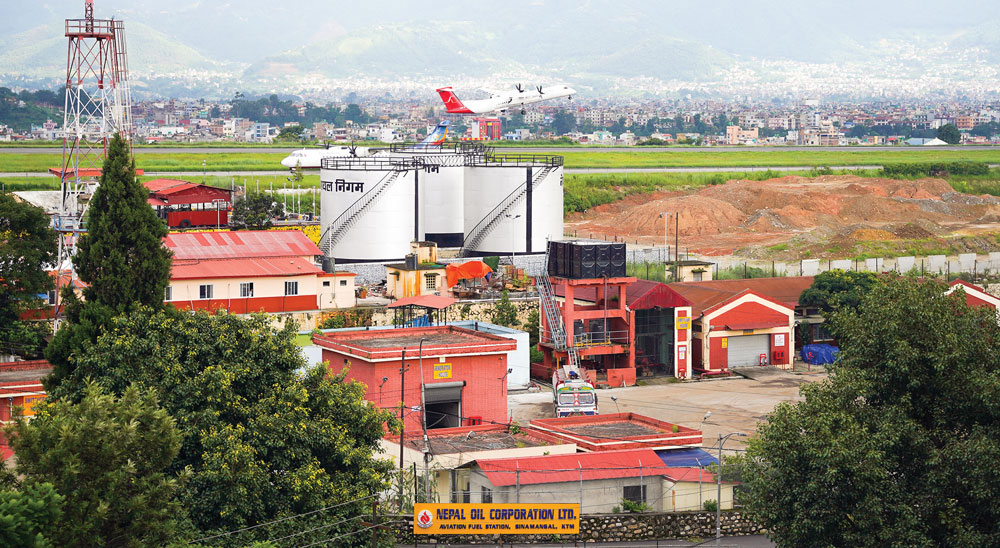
726, 334, 769, 367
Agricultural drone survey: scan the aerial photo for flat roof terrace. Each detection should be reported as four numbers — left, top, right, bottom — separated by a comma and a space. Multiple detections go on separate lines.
531, 412, 703, 452
313, 325, 516, 362
392, 425, 565, 455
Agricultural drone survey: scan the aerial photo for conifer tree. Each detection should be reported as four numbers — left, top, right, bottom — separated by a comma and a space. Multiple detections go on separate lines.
74, 132, 172, 309
46, 132, 172, 388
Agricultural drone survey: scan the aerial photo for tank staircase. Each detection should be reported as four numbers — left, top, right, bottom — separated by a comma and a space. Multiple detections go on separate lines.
538, 247, 581, 372
458, 166, 555, 257
319, 169, 404, 255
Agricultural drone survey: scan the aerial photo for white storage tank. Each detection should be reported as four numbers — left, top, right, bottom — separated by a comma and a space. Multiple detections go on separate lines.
382, 147, 469, 248
320, 158, 417, 262
462, 157, 564, 256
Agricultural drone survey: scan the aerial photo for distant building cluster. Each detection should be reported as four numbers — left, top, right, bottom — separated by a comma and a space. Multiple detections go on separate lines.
6, 95, 1000, 146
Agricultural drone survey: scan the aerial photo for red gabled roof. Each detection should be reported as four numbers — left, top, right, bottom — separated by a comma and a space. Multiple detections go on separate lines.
669, 276, 814, 316
387, 294, 457, 309
163, 230, 321, 260
144, 178, 198, 194
170, 256, 322, 280
474, 448, 716, 487
553, 279, 691, 309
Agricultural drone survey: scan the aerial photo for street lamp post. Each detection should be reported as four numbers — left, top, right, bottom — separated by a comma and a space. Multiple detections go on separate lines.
716, 432, 747, 547
506, 213, 522, 268
418, 338, 431, 503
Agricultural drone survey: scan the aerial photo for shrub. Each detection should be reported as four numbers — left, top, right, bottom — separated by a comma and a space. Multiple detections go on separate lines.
703, 499, 719, 512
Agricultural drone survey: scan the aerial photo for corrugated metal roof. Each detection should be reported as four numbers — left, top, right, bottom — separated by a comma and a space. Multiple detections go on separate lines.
387, 295, 457, 309
144, 179, 197, 194
164, 230, 322, 260
668, 276, 814, 316
171, 256, 322, 280
475, 448, 712, 486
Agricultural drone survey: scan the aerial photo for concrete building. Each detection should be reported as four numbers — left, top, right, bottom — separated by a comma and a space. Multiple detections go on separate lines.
463, 449, 734, 513
0, 360, 50, 463
530, 413, 703, 452
382, 424, 577, 503
544, 279, 694, 383
163, 230, 356, 317
314, 325, 516, 432
386, 242, 447, 298
668, 278, 816, 374
726, 125, 758, 145
144, 179, 232, 229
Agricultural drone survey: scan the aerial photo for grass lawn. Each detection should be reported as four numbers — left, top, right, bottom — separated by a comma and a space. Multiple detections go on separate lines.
3, 148, 1000, 173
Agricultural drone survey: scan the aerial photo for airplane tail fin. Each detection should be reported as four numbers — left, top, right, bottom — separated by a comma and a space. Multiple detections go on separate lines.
436, 87, 473, 114
416, 120, 450, 148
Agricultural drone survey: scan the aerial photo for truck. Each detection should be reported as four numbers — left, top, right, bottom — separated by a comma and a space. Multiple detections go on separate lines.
552, 365, 597, 417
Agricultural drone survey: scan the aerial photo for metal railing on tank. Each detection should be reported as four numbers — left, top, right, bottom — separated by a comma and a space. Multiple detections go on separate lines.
319, 157, 422, 171
466, 153, 564, 168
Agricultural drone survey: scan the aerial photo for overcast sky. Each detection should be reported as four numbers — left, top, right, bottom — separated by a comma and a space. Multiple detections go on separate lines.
8, 0, 1000, 63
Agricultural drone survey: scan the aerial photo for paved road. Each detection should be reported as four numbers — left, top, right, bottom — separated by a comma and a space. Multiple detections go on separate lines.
408, 535, 775, 547
0, 145, 992, 154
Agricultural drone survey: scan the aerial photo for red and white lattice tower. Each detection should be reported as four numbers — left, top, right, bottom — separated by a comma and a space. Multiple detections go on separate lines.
53, 0, 133, 319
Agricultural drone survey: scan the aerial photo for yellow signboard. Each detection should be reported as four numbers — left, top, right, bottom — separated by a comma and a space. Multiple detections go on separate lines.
675, 316, 691, 330
413, 503, 580, 535
21, 395, 46, 417
432, 363, 452, 380
721, 337, 728, 349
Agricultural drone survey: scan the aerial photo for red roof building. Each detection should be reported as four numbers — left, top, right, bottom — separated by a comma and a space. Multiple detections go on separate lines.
462, 448, 735, 512
314, 326, 516, 433
946, 279, 1000, 310
144, 179, 233, 229
0, 360, 51, 463
529, 413, 702, 451
163, 230, 354, 318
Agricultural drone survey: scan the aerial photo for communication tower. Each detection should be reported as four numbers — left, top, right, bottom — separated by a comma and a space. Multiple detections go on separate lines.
53, 0, 133, 320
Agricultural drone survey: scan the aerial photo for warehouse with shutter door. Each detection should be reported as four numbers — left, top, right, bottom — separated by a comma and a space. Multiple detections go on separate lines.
667, 282, 799, 376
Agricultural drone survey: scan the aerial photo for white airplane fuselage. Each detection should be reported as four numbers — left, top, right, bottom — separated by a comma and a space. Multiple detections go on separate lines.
437, 85, 576, 115
280, 146, 371, 169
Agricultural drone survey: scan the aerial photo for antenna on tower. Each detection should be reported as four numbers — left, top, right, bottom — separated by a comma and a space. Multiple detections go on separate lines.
52, 0, 134, 329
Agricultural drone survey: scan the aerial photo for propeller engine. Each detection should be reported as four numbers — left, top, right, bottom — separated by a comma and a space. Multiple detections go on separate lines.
348, 142, 359, 157
514, 83, 524, 93
536, 85, 544, 95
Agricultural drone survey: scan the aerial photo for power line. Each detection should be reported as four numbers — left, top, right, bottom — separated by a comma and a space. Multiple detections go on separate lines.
188, 493, 377, 544
264, 513, 362, 545
296, 521, 404, 548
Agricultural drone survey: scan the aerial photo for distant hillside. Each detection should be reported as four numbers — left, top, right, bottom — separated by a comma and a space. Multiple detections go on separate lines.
0, 20, 233, 82
0, 88, 60, 131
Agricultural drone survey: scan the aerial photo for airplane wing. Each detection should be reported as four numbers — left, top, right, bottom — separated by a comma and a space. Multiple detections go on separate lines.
480, 88, 509, 99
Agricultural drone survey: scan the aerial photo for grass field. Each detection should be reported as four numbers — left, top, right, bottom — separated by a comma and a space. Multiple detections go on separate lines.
3, 148, 1000, 173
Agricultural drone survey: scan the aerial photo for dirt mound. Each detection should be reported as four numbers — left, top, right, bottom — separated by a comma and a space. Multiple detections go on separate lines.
565, 174, 1000, 256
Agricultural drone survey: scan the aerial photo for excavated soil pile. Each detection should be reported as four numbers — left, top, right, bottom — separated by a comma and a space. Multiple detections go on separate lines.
566, 175, 1000, 255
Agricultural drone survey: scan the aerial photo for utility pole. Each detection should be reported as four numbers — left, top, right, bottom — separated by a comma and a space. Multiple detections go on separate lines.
398, 347, 407, 507
418, 338, 431, 503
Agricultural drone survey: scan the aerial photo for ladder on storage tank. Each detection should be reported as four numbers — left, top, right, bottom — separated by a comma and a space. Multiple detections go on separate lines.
319, 169, 404, 255
538, 246, 581, 371
459, 166, 555, 257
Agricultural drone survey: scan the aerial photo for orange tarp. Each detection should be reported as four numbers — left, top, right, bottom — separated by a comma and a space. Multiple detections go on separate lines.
445, 261, 493, 287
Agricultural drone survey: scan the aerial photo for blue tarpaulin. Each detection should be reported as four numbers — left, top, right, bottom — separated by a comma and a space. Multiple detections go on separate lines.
801, 343, 839, 365
656, 448, 718, 468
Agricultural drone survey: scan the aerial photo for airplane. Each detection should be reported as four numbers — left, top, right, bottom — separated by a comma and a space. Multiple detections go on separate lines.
436, 84, 576, 115
281, 121, 453, 169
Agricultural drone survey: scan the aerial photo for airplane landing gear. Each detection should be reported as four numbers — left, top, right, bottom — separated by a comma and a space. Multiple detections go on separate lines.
521, 109, 526, 115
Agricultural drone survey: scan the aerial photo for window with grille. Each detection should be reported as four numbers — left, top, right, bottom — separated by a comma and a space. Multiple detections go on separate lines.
285, 281, 299, 296
424, 275, 436, 290
481, 486, 493, 503
164, 286, 172, 301
199, 284, 213, 299
623, 485, 647, 504
240, 282, 254, 298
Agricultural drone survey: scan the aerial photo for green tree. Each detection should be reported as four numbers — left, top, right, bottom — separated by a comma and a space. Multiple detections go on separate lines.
490, 290, 519, 327
0, 482, 63, 548
6, 382, 186, 548
229, 192, 284, 230
798, 269, 880, 315
277, 125, 305, 141
551, 110, 577, 135
46, 132, 173, 388
74, 133, 172, 310
0, 193, 56, 358
742, 276, 1000, 547
715, 113, 729, 133
50, 308, 398, 537
937, 123, 961, 145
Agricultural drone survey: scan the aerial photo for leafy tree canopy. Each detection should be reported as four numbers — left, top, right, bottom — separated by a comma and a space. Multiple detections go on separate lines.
6, 382, 186, 548
743, 276, 1000, 548
0, 482, 63, 548
229, 192, 284, 230
0, 192, 56, 358
937, 123, 961, 145
798, 269, 880, 315
50, 308, 398, 538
